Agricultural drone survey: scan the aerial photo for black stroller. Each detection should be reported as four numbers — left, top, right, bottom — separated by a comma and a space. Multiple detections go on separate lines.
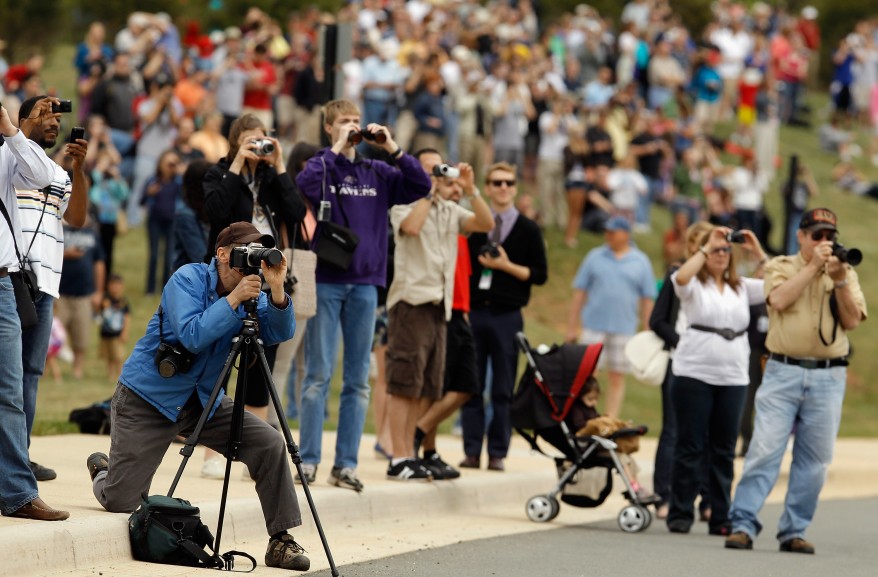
510, 333, 654, 532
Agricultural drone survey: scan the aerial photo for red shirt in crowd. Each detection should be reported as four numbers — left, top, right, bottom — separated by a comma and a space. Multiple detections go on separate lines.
242, 59, 276, 111
452, 235, 471, 313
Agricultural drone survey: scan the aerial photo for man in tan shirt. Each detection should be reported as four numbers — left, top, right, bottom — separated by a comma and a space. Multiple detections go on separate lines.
384, 162, 493, 481
726, 208, 867, 555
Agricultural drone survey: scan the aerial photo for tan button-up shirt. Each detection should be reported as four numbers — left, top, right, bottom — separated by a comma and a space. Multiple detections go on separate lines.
764, 253, 867, 359
388, 197, 473, 321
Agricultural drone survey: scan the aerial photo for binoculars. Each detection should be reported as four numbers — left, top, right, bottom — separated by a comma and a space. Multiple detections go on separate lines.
348, 129, 387, 145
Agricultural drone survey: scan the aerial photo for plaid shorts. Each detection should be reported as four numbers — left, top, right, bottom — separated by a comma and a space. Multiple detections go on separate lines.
578, 329, 632, 374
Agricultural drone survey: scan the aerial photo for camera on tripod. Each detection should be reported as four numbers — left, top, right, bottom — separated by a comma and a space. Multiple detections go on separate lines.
230, 244, 283, 274
250, 138, 275, 156
155, 342, 194, 378
832, 242, 862, 266
432, 163, 460, 178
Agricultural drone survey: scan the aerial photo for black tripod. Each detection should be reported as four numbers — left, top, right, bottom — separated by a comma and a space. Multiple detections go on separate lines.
167, 297, 339, 576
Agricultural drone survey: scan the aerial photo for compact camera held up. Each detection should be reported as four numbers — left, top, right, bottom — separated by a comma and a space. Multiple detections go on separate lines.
230, 244, 283, 274
250, 138, 276, 156
725, 230, 747, 244
432, 164, 460, 178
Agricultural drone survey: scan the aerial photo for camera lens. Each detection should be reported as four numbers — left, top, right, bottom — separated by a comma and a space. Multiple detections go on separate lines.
158, 358, 177, 378
254, 139, 275, 156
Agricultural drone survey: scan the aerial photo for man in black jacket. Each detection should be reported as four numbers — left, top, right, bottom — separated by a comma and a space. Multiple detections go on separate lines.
460, 162, 548, 472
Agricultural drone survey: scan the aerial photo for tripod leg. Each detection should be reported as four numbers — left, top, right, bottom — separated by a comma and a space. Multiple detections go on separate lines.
255, 337, 341, 577
168, 334, 243, 498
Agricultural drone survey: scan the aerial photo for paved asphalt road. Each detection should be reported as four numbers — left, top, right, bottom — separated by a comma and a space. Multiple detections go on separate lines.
311, 497, 878, 577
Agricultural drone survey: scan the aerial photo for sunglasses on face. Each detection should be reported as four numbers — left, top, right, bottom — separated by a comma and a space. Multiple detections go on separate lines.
810, 230, 836, 242
489, 179, 516, 187
710, 246, 732, 255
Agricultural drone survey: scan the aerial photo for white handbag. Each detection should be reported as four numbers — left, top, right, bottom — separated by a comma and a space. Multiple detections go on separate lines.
281, 220, 317, 320
624, 331, 669, 387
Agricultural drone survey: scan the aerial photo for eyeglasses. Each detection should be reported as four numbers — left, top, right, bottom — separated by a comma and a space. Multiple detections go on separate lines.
710, 246, 732, 255
489, 179, 516, 187
810, 230, 836, 242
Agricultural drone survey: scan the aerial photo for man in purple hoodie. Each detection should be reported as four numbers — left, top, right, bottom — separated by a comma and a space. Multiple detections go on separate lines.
295, 99, 431, 491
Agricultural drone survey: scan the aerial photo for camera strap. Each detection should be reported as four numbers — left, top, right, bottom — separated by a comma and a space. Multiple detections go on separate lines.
818, 290, 840, 347
320, 156, 352, 229
0, 193, 32, 273
158, 305, 167, 342
24, 186, 52, 264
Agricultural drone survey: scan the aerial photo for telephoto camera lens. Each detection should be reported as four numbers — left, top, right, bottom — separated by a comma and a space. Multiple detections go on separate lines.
832, 242, 863, 266
726, 230, 746, 244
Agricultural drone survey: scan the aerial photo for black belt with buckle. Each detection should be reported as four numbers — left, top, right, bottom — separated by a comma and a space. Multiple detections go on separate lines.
689, 324, 747, 341
0, 267, 8, 277
768, 353, 848, 369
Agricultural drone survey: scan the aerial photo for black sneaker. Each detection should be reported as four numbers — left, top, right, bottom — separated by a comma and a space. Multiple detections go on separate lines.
86, 452, 108, 481
265, 534, 310, 571
329, 466, 364, 492
423, 453, 460, 480
387, 459, 432, 481
30, 461, 57, 482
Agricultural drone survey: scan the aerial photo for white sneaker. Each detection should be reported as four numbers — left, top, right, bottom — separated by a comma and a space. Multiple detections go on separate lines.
201, 457, 225, 480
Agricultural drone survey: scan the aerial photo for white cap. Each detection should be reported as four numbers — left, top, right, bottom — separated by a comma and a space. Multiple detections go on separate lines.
801, 6, 818, 20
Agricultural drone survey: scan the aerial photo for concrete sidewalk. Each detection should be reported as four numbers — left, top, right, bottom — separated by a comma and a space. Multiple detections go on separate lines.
4, 433, 878, 576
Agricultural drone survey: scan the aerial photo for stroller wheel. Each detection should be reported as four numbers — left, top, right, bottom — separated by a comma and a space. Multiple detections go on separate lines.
618, 505, 651, 533
526, 495, 560, 523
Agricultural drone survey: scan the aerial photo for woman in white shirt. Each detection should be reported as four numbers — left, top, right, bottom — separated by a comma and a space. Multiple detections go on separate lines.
666, 225, 767, 536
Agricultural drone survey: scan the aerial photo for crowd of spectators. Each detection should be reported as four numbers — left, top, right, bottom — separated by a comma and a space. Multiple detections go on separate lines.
0, 0, 875, 537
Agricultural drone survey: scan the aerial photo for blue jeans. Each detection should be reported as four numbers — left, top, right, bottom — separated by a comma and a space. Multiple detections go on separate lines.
22, 292, 55, 444
636, 176, 664, 227
0, 276, 39, 514
300, 283, 376, 469
730, 359, 846, 541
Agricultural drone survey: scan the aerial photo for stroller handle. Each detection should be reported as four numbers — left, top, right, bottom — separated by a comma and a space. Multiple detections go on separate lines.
515, 332, 532, 354
609, 426, 649, 439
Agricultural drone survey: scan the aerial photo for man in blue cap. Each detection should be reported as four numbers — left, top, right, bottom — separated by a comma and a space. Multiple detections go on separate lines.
565, 215, 656, 417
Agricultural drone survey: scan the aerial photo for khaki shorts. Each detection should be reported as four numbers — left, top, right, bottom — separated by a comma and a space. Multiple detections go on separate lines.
385, 302, 446, 400
55, 296, 94, 352
100, 337, 126, 363
579, 329, 632, 374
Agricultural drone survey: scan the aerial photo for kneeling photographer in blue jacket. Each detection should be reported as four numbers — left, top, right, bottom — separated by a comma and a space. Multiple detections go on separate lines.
86, 222, 310, 572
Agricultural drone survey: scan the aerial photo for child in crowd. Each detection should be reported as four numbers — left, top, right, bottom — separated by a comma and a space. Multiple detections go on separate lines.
99, 274, 130, 383
567, 376, 657, 503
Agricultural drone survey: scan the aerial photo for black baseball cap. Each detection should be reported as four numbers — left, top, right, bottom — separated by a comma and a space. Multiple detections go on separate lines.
799, 208, 837, 232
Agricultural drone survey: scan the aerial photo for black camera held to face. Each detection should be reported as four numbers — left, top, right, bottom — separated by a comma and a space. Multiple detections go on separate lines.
432, 163, 460, 178
155, 341, 195, 378
832, 242, 862, 266
52, 99, 73, 114
479, 241, 501, 259
250, 138, 275, 157
230, 243, 283, 275
348, 129, 387, 145
726, 230, 747, 244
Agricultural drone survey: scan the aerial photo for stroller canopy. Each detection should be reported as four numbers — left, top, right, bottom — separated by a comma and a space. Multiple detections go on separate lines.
511, 342, 603, 431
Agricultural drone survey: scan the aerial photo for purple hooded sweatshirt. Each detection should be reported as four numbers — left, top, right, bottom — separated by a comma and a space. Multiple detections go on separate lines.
296, 148, 431, 286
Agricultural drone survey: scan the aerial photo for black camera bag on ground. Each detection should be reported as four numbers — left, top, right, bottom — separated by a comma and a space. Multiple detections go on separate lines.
129, 495, 256, 571
68, 399, 111, 434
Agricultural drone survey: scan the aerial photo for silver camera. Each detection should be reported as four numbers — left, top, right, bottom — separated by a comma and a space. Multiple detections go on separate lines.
432, 164, 460, 178
251, 138, 276, 156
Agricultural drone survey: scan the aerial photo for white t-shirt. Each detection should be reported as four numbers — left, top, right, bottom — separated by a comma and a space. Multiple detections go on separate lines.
671, 273, 764, 385
16, 162, 72, 298
725, 167, 768, 211
607, 168, 648, 211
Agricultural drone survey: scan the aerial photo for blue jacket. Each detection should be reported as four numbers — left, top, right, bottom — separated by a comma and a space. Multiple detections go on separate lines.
119, 260, 295, 421
295, 148, 431, 286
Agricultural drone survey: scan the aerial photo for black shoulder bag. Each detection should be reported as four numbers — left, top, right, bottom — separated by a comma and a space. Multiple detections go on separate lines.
0, 193, 41, 329
312, 156, 360, 272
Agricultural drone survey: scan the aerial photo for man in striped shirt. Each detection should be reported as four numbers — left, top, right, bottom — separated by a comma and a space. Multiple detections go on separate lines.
16, 96, 89, 481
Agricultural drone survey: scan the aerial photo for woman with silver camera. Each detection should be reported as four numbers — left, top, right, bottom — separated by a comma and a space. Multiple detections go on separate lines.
202, 113, 306, 478
666, 226, 768, 536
